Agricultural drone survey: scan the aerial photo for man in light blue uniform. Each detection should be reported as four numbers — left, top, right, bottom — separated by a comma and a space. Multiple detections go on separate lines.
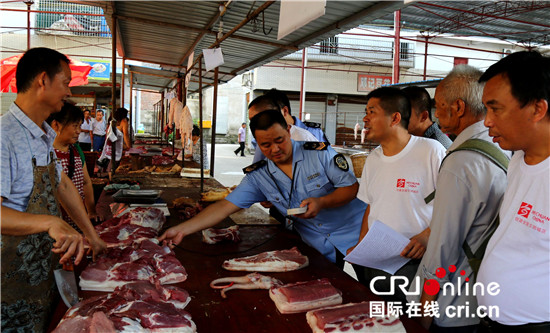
160, 109, 365, 265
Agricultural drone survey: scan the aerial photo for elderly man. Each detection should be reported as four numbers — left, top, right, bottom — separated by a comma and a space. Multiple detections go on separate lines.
412, 65, 510, 332
477, 51, 550, 332
160, 110, 366, 267
0, 47, 106, 332
402, 86, 452, 149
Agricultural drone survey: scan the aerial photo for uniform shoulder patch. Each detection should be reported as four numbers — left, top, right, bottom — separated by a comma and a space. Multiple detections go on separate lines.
303, 141, 329, 150
304, 121, 321, 128
334, 153, 349, 171
242, 159, 267, 174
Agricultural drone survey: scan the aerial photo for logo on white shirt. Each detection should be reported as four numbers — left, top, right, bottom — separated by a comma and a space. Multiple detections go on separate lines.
396, 179, 406, 188
517, 202, 533, 218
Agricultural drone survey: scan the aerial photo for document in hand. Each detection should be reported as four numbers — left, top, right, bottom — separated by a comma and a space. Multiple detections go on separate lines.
344, 220, 411, 275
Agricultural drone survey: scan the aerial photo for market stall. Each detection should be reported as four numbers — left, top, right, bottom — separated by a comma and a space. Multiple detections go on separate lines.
47, 175, 427, 332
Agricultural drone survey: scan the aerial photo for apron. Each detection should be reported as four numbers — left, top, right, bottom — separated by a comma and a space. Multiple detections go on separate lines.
1, 152, 61, 333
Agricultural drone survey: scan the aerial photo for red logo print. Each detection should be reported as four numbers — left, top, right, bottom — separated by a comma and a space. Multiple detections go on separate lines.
396, 179, 406, 188
517, 202, 533, 218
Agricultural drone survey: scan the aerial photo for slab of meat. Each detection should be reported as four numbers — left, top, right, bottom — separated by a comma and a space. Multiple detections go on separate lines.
202, 225, 241, 244
172, 196, 203, 220
162, 147, 181, 156
54, 282, 195, 333
179, 105, 194, 160
222, 247, 309, 272
80, 239, 187, 291
306, 302, 405, 333
269, 278, 342, 314
94, 207, 165, 247
152, 154, 175, 166
127, 146, 147, 154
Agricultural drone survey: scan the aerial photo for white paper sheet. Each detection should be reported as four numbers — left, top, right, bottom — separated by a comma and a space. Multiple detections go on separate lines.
344, 220, 411, 275
203, 48, 224, 72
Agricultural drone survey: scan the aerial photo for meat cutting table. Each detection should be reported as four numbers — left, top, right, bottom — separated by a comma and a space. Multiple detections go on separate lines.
48, 177, 428, 332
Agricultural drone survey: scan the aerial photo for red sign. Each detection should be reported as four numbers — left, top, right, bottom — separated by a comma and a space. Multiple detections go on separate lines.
357, 74, 392, 92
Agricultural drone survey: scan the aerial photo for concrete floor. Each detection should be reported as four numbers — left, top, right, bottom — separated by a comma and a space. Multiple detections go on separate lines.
208, 144, 358, 281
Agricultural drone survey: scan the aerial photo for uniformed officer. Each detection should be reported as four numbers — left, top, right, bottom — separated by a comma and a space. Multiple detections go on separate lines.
159, 109, 366, 265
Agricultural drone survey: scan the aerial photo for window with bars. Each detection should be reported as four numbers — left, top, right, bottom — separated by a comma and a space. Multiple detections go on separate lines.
35, 0, 110, 37
320, 36, 338, 54
391, 42, 413, 60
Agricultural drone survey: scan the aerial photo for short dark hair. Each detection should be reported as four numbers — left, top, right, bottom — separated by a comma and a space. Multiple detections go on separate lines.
265, 88, 292, 115
479, 51, 550, 108
46, 101, 84, 127
16, 47, 70, 93
114, 107, 129, 122
249, 109, 288, 138
366, 87, 411, 129
402, 86, 432, 120
192, 125, 200, 137
248, 94, 280, 112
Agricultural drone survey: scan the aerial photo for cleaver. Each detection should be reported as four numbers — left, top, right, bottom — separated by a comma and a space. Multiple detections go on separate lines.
54, 261, 79, 307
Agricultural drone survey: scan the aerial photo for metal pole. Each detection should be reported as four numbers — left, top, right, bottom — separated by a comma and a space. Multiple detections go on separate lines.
199, 60, 204, 192
121, 58, 125, 108
392, 10, 401, 84
298, 47, 308, 120
423, 36, 429, 81
111, 14, 117, 113
26, 1, 31, 50
210, 67, 218, 178
129, 72, 134, 143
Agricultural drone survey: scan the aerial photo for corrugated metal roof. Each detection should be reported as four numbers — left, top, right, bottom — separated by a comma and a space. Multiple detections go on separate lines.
371, 1, 550, 46
95, 1, 403, 91
89, 1, 550, 91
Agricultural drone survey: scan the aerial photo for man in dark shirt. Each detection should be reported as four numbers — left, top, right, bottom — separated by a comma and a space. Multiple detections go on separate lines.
403, 86, 452, 149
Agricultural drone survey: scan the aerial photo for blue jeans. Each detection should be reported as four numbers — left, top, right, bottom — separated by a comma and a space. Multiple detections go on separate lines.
93, 134, 105, 152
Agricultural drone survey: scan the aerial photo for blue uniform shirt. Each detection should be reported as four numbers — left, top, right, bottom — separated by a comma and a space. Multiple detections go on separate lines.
226, 140, 366, 262
294, 117, 327, 142
1, 103, 62, 211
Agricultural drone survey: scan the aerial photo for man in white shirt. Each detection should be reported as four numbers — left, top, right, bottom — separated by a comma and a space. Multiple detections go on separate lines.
477, 51, 550, 331
348, 87, 446, 303
78, 109, 93, 151
91, 109, 106, 152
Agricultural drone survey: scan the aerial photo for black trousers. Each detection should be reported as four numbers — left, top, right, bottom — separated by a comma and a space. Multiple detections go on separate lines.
234, 142, 245, 156
78, 142, 92, 151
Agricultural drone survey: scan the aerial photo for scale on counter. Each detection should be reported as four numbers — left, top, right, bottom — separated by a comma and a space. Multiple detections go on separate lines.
112, 189, 162, 204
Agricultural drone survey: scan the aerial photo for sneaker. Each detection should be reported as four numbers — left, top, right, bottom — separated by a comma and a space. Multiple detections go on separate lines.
234, 151, 238, 156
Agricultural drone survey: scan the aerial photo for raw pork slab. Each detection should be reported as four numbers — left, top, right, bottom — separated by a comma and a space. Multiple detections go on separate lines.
223, 247, 309, 272
94, 207, 165, 247
80, 239, 187, 291
54, 282, 195, 333
202, 225, 241, 244
306, 302, 405, 333
269, 278, 342, 314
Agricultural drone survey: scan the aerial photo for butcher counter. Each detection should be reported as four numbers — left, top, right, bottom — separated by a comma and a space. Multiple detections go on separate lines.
48, 175, 427, 333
